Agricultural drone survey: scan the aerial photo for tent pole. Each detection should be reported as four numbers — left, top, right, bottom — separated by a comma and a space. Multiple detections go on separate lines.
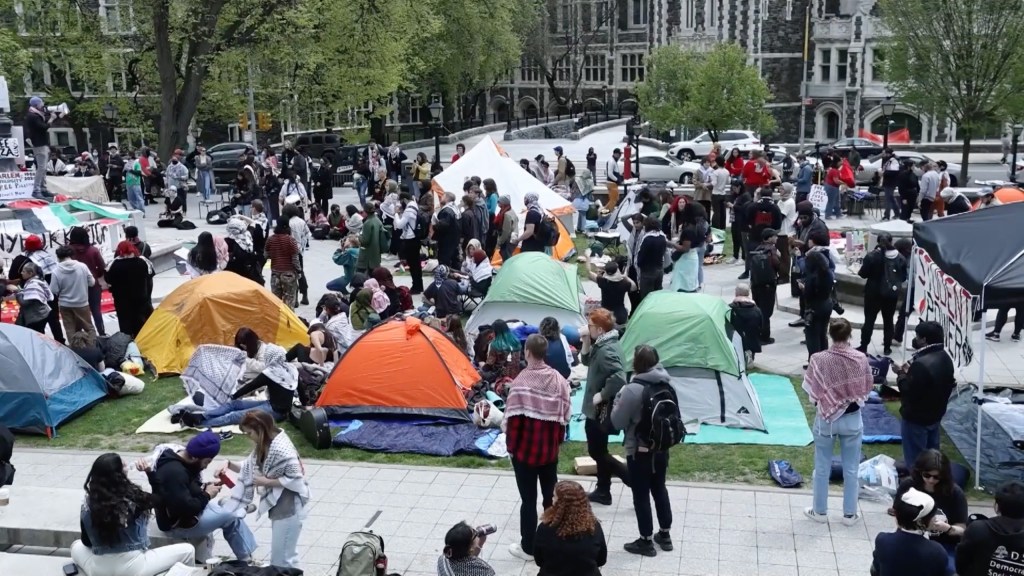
902, 251, 916, 362
975, 298, 988, 490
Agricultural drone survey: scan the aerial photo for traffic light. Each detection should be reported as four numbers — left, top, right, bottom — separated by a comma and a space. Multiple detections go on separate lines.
257, 112, 272, 131
238, 113, 249, 131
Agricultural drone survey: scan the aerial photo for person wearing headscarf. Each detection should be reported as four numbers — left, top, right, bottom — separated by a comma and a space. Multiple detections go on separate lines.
363, 278, 391, 315
457, 242, 493, 296
571, 168, 595, 232
104, 241, 155, 337
495, 194, 519, 262
519, 192, 547, 253
424, 264, 463, 318
223, 217, 261, 283
370, 267, 402, 317
7, 234, 63, 341
349, 288, 374, 331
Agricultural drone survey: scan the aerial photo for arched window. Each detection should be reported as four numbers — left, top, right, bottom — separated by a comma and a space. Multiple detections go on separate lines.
824, 111, 841, 140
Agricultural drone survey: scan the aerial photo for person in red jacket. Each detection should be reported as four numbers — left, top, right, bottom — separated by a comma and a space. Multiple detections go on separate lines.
68, 226, 108, 336
741, 151, 771, 194
725, 148, 745, 178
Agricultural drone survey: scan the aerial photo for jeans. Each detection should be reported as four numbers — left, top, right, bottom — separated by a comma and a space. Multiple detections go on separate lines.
167, 501, 257, 563
626, 450, 672, 538
920, 198, 934, 221
585, 418, 629, 493
268, 193, 280, 225
127, 184, 146, 213
862, 297, 898, 349
326, 274, 353, 293
824, 184, 841, 218
499, 242, 514, 262
355, 176, 368, 207
200, 399, 279, 428
271, 500, 306, 568
32, 145, 49, 195
197, 170, 214, 200
88, 284, 106, 336
901, 420, 940, 469
711, 195, 729, 230
751, 283, 776, 340
511, 458, 557, 555
696, 245, 706, 287
994, 306, 1024, 335
882, 186, 899, 219
811, 411, 863, 517
573, 198, 591, 231
71, 540, 196, 576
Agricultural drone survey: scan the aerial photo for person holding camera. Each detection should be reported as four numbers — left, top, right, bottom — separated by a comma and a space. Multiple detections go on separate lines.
437, 522, 496, 576
25, 96, 57, 199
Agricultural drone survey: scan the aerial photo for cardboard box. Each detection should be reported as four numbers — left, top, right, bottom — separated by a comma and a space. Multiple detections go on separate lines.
574, 455, 627, 476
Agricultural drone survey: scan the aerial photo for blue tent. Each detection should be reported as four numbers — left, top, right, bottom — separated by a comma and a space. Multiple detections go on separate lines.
0, 324, 108, 435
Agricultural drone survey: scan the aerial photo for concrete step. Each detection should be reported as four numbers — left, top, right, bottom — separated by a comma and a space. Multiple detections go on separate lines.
0, 551, 71, 575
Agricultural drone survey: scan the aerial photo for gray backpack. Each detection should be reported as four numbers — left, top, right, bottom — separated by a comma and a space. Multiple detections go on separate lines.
336, 530, 387, 576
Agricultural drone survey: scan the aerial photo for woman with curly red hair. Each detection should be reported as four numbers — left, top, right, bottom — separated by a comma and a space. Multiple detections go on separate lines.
533, 481, 607, 576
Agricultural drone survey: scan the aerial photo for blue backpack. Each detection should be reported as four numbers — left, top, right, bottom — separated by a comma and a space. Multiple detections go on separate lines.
768, 460, 803, 488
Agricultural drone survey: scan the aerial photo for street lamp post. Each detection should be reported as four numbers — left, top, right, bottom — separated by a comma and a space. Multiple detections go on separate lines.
102, 102, 118, 151
602, 85, 610, 122
1011, 123, 1023, 183
881, 96, 896, 150
428, 98, 444, 174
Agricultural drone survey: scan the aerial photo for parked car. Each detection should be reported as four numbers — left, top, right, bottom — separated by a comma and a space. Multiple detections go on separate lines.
292, 132, 345, 159
735, 144, 793, 170
668, 130, 760, 161
206, 142, 251, 157
826, 137, 885, 159
858, 152, 961, 187
631, 154, 703, 184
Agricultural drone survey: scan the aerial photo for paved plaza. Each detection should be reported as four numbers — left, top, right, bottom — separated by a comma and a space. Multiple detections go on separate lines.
11, 448, 959, 576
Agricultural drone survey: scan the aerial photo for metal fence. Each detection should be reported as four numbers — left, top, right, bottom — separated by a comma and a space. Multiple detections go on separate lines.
385, 114, 504, 145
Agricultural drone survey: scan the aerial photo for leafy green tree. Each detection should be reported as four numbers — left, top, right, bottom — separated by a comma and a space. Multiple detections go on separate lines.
878, 0, 1024, 181
638, 44, 774, 146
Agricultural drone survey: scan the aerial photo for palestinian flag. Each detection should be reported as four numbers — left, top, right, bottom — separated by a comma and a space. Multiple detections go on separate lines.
10, 203, 80, 234
66, 199, 131, 220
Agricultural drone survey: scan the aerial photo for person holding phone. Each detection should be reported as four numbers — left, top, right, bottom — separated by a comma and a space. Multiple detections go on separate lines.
437, 522, 496, 576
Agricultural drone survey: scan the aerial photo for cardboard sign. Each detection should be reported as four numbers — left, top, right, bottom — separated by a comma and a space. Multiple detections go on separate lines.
912, 246, 975, 367
0, 170, 34, 201
808, 184, 828, 213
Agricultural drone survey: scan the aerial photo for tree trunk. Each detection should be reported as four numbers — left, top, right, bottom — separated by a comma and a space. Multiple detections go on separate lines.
960, 129, 971, 184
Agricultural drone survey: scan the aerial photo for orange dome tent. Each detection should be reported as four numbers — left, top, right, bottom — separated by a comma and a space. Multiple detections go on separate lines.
316, 317, 477, 421
136, 272, 309, 374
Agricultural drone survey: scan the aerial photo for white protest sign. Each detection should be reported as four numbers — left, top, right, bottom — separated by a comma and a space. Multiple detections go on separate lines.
912, 246, 975, 367
0, 170, 34, 201
808, 184, 828, 213
0, 137, 20, 159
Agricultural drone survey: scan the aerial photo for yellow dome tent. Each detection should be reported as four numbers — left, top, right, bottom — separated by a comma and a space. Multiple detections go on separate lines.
137, 272, 309, 374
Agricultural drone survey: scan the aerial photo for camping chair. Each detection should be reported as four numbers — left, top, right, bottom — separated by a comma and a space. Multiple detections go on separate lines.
198, 186, 231, 218
460, 288, 485, 312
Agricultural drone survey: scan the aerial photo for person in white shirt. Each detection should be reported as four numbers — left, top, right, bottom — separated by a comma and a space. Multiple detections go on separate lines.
918, 162, 941, 221
935, 160, 952, 218
394, 192, 424, 293
46, 150, 68, 175
710, 156, 732, 230
605, 149, 624, 210
777, 183, 798, 284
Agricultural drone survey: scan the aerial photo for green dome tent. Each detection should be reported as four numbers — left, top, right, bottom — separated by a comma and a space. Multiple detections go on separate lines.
621, 292, 766, 431
465, 252, 586, 334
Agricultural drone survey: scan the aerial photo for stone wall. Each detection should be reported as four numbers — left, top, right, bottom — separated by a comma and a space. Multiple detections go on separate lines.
503, 119, 578, 141
570, 118, 630, 141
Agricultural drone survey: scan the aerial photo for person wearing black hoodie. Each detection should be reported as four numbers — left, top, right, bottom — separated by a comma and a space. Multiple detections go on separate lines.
894, 321, 956, 468
141, 432, 256, 563
729, 284, 763, 362
858, 232, 907, 356
955, 481, 1024, 576
897, 159, 921, 222
745, 187, 783, 282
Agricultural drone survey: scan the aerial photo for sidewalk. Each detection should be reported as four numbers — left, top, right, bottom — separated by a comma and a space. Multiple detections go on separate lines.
11, 449, 914, 576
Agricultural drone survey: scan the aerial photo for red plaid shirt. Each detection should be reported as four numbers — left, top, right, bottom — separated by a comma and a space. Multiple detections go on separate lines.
505, 415, 565, 467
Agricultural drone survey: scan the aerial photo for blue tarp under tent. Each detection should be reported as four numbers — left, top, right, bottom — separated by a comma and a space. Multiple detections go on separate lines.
0, 323, 109, 435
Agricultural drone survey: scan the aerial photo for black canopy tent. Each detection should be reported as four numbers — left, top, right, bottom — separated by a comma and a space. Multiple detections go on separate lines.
913, 202, 1024, 309
913, 201, 1024, 489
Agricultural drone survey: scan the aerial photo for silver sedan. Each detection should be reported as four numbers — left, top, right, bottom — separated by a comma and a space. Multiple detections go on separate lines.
630, 154, 704, 184
858, 152, 961, 186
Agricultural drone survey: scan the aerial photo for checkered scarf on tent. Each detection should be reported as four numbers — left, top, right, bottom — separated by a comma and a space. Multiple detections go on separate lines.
181, 344, 247, 409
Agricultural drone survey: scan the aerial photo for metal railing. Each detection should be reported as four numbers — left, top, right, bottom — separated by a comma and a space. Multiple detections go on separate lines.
384, 114, 503, 145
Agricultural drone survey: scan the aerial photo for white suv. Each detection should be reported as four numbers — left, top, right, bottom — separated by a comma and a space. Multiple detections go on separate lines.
668, 130, 760, 161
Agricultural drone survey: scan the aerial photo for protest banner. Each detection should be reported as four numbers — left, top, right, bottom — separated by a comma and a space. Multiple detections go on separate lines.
913, 246, 975, 367
0, 171, 34, 201
808, 184, 828, 213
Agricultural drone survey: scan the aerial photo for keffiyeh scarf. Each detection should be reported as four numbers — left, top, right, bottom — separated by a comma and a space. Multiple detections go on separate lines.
222, 431, 310, 519
802, 342, 874, 422
226, 218, 254, 252
434, 265, 450, 288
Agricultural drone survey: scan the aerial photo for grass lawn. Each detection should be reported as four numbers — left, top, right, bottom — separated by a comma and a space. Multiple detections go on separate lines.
17, 375, 986, 498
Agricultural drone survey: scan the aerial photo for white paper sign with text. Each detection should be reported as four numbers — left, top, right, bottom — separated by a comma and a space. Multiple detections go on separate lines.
913, 246, 975, 367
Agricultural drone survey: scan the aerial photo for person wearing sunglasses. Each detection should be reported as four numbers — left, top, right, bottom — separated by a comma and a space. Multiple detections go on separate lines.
892, 449, 967, 574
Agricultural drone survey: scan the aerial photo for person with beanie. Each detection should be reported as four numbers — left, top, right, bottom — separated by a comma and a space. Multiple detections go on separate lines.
140, 431, 257, 563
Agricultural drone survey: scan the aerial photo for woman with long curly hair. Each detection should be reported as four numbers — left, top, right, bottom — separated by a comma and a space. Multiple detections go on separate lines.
533, 481, 607, 575
71, 453, 196, 576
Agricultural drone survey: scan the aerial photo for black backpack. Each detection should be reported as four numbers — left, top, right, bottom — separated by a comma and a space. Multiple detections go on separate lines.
881, 253, 906, 299
636, 381, 685, 452
748, 247, 777, 287
564, 157, 576, 179
544, 215, 560, 247
413, 208, 430, 241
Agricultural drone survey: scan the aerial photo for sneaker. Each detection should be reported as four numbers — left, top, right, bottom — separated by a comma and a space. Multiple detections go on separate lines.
789, 319, 806, 328
1014, 333, 1021, 342
856, 345, 868, 354
986, 331, 1001, 342
841, 514, 860, 527
623, 538, 657, 557
653, 531, 673, 552
883, 347, 893, 356
587, 490, 612, 506
803, 508, 828, 523
301, 295, 310, 306
509, 543, 533, 561
737, 272, 749, 280
760, 337, 775, 345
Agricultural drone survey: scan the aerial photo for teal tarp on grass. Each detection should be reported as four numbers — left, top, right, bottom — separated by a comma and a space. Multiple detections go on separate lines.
567, 373, 811, 447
